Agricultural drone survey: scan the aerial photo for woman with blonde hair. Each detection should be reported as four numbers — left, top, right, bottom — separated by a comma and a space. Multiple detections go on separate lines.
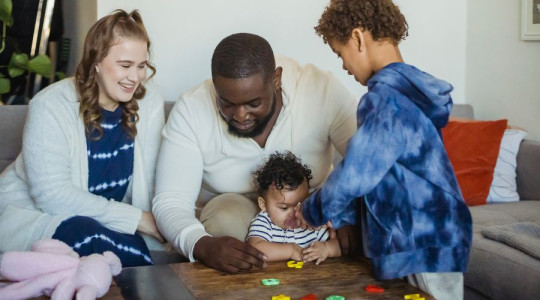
0, 9, 165, 267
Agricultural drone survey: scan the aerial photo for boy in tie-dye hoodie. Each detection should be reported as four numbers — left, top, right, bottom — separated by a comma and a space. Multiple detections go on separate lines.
295, 1, 472, 299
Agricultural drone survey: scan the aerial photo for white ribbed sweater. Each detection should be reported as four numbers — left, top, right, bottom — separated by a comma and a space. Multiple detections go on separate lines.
0, 79, 164, 252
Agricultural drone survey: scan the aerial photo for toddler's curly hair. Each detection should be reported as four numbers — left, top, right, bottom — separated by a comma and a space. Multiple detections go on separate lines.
253, 151, 313, 196
315, 0, 408, 45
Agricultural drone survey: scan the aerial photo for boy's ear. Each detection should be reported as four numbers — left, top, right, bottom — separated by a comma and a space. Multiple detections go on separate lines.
257, 197, 267, 212
351, 28, 366, 52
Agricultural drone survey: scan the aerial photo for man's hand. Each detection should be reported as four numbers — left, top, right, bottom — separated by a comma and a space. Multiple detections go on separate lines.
193, 236, 267, 273
335, 225, 360, 257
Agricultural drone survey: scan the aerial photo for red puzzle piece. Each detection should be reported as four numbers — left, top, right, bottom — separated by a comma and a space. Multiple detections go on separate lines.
301, 293, 317, 300
365, 284, 385, 293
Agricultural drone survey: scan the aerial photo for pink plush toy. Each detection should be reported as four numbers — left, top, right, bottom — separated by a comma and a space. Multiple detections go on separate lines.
0, 239, 122, 300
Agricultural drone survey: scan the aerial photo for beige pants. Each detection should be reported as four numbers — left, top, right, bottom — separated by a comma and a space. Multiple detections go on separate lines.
199, 193, 259, 241
407, 272, 463, 300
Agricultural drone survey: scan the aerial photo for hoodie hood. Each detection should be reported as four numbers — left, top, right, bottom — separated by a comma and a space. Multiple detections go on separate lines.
367, 62, 453, 129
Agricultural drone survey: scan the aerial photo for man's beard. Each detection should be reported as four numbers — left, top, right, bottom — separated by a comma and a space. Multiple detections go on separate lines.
224, 93, 277, 138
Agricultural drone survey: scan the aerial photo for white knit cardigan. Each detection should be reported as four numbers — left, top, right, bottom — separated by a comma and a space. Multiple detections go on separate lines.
0, 79, 164, 252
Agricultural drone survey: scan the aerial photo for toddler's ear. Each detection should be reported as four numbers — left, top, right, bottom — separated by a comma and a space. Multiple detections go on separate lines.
257, 197, 267, 212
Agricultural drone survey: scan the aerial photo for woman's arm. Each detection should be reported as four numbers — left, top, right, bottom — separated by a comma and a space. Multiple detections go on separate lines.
247, 237, 303, 262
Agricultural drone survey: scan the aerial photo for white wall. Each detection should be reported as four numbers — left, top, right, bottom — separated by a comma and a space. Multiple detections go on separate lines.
96, 0, 467, 104
467, 0, 540, 140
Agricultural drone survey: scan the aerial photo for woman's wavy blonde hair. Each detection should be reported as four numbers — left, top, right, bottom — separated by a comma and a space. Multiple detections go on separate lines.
76, 9, 156, 140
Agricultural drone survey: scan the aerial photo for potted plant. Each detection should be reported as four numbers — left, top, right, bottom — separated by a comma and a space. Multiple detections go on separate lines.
0, 0, 63, 104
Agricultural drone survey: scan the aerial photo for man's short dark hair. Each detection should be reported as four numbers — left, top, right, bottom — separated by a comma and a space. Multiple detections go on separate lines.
211, 33, 276, 83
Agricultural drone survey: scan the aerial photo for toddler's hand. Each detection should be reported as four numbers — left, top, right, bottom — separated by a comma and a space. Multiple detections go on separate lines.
302, 241, 329, 265
290, 243, 303, 261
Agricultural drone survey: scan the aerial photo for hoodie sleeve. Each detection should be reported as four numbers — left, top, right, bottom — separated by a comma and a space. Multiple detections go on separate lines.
302, 93, 406, 228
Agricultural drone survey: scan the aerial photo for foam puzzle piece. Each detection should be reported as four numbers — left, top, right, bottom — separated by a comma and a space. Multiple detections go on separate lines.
364, 284, 385, 293
261, 278, 280, 286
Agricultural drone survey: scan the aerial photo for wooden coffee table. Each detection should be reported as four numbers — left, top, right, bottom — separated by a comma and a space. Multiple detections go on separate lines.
108, 257, 434, 299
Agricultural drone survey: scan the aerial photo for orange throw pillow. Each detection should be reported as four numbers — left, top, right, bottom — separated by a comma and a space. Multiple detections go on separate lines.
442, 119, 508, 206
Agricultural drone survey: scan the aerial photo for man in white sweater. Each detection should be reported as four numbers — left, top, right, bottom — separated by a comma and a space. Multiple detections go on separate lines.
153, 33, 358, 273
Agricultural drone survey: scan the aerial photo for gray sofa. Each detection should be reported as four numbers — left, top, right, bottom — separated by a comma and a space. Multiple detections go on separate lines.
452, 106, 540, 300
1, 103, 539, 299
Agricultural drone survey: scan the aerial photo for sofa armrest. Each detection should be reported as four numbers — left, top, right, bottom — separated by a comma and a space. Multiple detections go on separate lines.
516, 139, 540, 201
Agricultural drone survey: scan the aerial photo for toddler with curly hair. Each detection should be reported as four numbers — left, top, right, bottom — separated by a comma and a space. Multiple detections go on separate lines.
246, 151, 341, 264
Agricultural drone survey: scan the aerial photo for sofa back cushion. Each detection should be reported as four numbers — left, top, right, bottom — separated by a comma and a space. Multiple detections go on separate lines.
517, 139, 540, 201
0, 105, 27, 172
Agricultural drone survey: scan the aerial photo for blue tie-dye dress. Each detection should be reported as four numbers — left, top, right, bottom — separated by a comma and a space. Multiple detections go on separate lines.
301, 62, 472, 280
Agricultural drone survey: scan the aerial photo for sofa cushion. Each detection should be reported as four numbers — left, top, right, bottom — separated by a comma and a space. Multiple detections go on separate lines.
466, 201, 540, 299
470, 201, 540, 230
0, 105, 27, 172
517, 139, 540, 201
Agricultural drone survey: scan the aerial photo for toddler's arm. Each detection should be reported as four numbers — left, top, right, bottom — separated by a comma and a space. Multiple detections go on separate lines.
247, 237, 303, 262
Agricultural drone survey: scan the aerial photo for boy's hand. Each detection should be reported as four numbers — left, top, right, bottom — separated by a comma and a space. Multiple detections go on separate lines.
295, 203, 332, 231
294, 202, 314, 230
302, 241, 329, 265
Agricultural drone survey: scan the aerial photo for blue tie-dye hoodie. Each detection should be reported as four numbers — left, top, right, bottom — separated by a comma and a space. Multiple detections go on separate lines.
302, 62, 472, 280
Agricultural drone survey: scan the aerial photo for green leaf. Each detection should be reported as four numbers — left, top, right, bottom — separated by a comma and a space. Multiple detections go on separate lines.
0, 77, 10, 94
8, 65, 24, 78
0, 0, 13, 26
56, 71, 66, 80
28, 54, 51, 78
7, 52, 28, 77
10, 53, 28, 68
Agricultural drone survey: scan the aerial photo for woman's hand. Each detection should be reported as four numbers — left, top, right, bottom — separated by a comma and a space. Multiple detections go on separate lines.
137, 211, 166, 243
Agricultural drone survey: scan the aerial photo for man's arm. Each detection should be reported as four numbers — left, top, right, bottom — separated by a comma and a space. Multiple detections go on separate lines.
153, 99, 208, 261
152, 96, 267, 273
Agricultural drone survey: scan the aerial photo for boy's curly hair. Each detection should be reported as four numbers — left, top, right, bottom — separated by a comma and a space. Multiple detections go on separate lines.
253, 151, 313, 196
315, 0, 408, 45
